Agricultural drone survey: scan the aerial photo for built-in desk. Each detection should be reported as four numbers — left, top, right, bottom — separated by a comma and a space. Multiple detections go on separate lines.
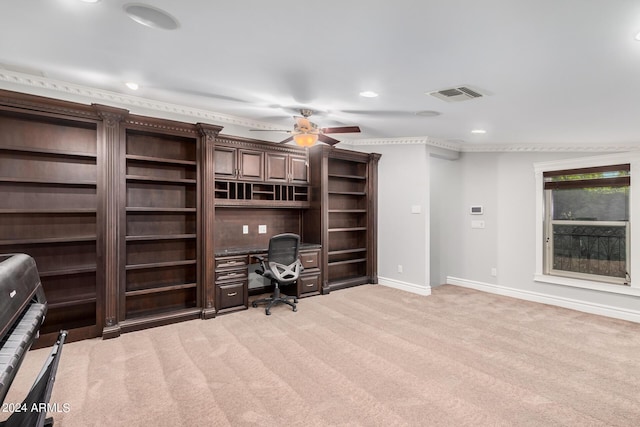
214, 243, 321, 314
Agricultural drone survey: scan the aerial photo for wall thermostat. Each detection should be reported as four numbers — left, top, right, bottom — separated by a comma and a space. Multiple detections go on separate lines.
470, 205, 483, 215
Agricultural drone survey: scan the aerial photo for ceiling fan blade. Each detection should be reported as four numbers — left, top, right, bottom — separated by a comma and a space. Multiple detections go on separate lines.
279, 135, 294, 144
321, 126, 361, 134
249, 129, 291, 133
318, 134, 340, 146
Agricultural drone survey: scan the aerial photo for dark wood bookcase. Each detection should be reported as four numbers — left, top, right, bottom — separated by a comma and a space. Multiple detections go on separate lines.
0, 89, 380, 343
303, 146, 380, 293
118, 121, 202, 332
0, 105, 103, 346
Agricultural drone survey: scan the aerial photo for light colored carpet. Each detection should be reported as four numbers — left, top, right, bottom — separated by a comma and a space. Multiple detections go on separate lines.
2, 284, 640, 426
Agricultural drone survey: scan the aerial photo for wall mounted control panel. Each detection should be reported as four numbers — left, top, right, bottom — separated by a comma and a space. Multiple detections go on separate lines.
470, 205, 483, 215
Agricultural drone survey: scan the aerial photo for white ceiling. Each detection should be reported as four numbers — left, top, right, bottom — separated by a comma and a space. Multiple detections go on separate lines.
2, 0, 640, 149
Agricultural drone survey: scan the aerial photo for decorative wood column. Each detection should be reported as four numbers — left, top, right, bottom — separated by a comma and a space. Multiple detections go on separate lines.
196, 123, 224, 319
368, 153, 381, 284
94, 104, 129, 339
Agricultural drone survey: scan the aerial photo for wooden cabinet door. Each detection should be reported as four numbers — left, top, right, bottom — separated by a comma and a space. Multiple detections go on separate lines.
238, 149, 263, 181
289, 154, 308, 184
265, 152, 288, 182
215, 146, 237, 179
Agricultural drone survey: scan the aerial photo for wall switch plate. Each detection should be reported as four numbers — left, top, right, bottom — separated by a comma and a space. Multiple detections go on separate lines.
411, 205, 421, 214
258, 225, 267, 234
242, 225, 249, 234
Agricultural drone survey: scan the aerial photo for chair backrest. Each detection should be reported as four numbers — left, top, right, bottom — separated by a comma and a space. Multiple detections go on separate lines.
268, 233, 300, 266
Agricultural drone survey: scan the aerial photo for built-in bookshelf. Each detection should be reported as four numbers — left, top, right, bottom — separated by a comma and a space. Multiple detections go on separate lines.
120, 127, 200, 328
326, 157, 369, 284
303, 146, 380, 293
214, 180, 309, 207
0, 109, 102, 343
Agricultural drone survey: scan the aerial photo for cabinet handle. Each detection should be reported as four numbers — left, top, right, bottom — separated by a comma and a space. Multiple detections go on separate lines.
227, 292, 238, 297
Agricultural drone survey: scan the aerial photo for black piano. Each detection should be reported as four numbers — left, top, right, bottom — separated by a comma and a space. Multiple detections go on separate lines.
0, 254, 66, 427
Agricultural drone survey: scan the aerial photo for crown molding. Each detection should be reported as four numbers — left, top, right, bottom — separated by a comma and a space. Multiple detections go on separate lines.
459, 142, 640, 153
0, 69, 282, 131
3, 69, 640, 154
341, 136, 462, 152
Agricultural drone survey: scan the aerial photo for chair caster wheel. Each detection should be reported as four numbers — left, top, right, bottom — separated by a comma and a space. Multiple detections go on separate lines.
265, 310, 271, 315
251, 302, 257, 308
294, 298, 298, 303
293, 307, 297, 312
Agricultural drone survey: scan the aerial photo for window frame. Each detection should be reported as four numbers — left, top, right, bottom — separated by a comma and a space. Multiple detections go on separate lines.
534, 152, 640, 297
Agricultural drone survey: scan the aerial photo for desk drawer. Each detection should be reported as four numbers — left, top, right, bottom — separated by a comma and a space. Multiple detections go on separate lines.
215, 269, 247, 282
300, 250, 319, 269
298, 273, 320, 296
215, 255, 248, 270
216, 282, 247, 311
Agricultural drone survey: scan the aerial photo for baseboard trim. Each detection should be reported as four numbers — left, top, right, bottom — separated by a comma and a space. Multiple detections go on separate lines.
378, 276, 431, 296
447, 276, 640, 324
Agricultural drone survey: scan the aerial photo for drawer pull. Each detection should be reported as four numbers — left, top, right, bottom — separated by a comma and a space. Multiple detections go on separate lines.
227, 292, 238, 297
305, 258, 314, 263
306, 283, 315, 287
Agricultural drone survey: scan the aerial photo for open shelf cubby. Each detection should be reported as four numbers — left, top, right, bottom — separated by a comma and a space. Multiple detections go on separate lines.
0, 109, 101, 342
123, 128, 199, 321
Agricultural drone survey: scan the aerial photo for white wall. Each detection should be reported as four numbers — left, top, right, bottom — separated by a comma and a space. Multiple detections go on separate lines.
352, 143, 640, 322
441, 151, 640, 322
351, 143, 432, 295
429, 154, 461, 286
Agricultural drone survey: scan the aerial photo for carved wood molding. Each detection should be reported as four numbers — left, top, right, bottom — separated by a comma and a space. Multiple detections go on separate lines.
216, 135, 307, 154
124, 115, 198, 136
196, 122, 224, 141
0, 89, 99, 120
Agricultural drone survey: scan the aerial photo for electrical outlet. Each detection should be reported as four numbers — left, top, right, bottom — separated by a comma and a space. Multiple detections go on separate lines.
397, 264, 403, 273
491, 267, 497, 277
258, 225, 267, 234
471, 220, 485, 229
242, 225, 249, 234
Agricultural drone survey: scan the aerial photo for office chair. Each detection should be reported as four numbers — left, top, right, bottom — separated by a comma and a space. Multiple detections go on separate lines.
251, 233, 303, 315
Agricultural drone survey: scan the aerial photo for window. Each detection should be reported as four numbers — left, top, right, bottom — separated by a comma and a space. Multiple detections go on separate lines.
535, 152, 640, 296
544, 164, 630, 284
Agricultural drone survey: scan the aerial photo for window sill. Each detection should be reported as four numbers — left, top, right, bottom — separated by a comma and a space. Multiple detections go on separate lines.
534, 274, 640, 297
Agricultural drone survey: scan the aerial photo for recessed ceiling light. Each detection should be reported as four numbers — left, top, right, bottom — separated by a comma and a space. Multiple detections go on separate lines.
359, 91, 379, 98
125, 82, 139, 90
471, 129, 487, 134
414, 110, 441, 117
124, 3, 179, 30
80, 0, 100, 3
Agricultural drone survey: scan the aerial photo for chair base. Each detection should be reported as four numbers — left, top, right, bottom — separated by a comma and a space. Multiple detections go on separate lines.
251, 286, 298, 315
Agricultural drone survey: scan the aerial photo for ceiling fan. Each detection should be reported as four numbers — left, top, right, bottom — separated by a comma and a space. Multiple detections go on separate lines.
251, 109, 361, 147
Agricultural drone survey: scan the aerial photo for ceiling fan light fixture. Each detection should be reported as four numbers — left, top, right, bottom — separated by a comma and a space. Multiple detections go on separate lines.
293, 133, 318, 147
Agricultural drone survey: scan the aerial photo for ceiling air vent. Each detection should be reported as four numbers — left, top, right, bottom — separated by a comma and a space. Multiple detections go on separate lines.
429, 86, 485, 102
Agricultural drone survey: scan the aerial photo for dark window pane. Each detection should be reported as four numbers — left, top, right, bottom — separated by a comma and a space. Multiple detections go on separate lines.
552, 224, 626, 278
552, 187, 629, 221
